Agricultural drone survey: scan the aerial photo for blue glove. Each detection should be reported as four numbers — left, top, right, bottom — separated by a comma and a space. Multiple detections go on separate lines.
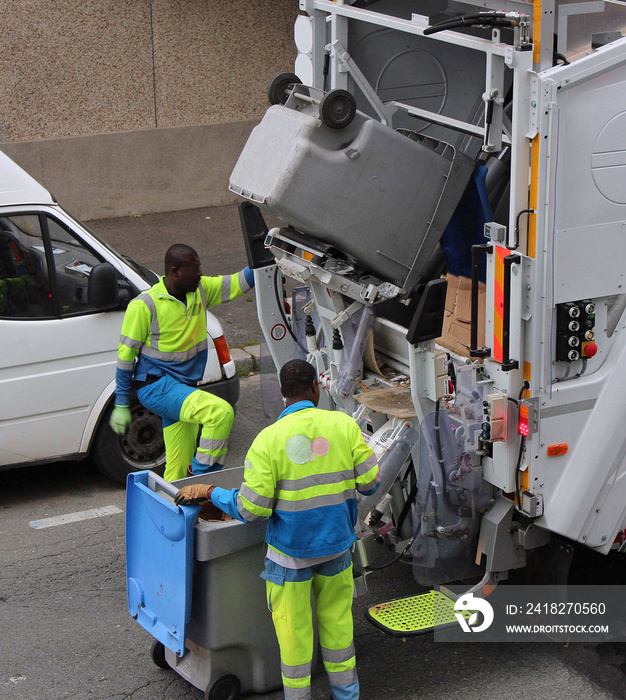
244, 266, 255, 288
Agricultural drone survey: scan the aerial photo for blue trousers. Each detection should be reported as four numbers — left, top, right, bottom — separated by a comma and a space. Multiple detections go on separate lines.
137, 375, 234, 481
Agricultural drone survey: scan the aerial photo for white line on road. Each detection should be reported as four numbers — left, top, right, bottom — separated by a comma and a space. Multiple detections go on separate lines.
29, 505, 123, 529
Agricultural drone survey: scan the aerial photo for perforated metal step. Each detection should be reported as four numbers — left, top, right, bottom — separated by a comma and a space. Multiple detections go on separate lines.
366, 590, 466, 637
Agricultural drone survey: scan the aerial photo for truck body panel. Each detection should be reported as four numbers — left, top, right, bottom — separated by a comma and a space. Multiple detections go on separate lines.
233, 0, 626, 588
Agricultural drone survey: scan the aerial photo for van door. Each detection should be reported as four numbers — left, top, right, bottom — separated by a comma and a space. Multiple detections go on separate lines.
0, 212, 124, 466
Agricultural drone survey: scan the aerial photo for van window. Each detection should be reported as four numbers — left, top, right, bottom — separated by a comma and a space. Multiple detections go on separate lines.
0, 215, 54, 318
45, 216, 105, 316
0, 214, 106, 319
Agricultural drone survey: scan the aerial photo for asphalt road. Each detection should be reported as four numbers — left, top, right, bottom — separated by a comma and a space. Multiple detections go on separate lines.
2, 206, 626, 700
2, 372, 626, 700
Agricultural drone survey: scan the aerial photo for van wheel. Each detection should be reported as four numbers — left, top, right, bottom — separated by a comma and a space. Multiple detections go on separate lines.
91, 399, 165, 485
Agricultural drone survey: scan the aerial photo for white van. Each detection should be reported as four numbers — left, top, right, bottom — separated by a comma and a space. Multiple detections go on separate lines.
0, 151, 239, 484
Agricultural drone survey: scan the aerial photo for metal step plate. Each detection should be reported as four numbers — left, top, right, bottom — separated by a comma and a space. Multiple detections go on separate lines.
366, 590, 467, 637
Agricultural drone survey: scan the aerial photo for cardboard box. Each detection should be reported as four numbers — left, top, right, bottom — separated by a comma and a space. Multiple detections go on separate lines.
436, 273, 485, 358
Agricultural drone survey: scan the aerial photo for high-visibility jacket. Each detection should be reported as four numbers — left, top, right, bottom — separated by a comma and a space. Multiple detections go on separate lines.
212, 402, 381, 559
115, 272, 250, 405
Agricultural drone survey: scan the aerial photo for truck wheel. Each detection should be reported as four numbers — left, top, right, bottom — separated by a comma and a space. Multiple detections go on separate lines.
320, 89, 356, 129
268, 72, 301, 105
205, 674, 241, 700
150, 640, 170, 670
91, 399, 165, 485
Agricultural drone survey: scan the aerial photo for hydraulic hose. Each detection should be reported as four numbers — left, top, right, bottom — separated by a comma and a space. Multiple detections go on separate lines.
365, 537, 415, 571
424, 13, 491, 33
396, 464, 418, 536
510, 208, 534, 251
424, 16, 516, 35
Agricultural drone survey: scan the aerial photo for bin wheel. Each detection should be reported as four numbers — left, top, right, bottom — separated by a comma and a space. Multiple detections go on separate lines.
205, 673, 241, 700
268, 72, 301, 105
320, 89, 356, 129
150, 640, 170, 670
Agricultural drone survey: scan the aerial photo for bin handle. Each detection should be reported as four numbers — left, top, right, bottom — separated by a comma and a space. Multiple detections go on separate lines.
502, 253, 521, 371
147, 471, 178, 497
470, 244, 492, 358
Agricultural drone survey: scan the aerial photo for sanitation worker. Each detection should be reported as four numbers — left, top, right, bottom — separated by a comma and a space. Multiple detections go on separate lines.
175, 359, 381, 700
109, 243, 254, 481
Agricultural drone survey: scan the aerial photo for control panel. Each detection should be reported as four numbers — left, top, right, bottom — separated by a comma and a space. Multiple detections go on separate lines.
555, 299, 597, 362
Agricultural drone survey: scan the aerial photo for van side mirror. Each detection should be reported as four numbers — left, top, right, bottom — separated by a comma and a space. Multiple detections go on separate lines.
88, 263, 130, 310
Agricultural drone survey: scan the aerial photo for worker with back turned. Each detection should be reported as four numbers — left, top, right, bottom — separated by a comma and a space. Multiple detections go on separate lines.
176, 358, 380, 700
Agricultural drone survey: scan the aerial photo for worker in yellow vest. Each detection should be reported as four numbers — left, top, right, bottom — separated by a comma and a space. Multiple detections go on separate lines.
176, 359, 380, 700
110, 243, 253, 481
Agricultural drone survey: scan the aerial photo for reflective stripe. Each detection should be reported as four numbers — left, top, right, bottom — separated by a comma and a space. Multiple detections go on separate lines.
194, 452, 223, 466
357, 472, 380, 493
284, 686, 310, 700
240, 483, 275, 510
275, 488, 355, 512
281, 661, 311, 680
142, 339, 208, 362
355, 453, 377, 478
321, 644, 355, 664
237, 497, 267, 522
327, 667, 357, 686
221, 276, 231, 304
119, 334, 143, 350
238, 268, 251, 293
139, 295, 159, 349
117, 359, 135, 370
198, 437, 228, 453
198, 283, 207, 311
276, 469, 355, 492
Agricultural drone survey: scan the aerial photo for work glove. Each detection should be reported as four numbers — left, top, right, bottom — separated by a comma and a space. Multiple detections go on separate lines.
109, 404, 132, 435
175, 483, 216, 506
243, 266, 255, 288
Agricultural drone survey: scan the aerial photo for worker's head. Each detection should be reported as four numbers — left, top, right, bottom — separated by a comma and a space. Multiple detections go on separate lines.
279, 359, 319, 407
164, 244, 202, 295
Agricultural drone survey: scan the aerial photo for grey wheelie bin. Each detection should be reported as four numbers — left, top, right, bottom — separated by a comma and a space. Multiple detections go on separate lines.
126, 468, 282, 700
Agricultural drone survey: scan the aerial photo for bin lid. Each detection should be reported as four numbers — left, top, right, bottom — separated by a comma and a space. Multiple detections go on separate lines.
126, 471, 199, 657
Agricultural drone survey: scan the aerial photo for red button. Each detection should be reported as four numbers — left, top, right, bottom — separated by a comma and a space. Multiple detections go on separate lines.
584, 342, 598, 358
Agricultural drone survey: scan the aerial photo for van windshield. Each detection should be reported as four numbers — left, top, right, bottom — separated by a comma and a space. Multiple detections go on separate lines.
64, 208, 158, 286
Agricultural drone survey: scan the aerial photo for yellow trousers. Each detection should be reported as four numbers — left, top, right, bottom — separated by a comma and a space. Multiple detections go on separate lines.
264, 553, 358, 700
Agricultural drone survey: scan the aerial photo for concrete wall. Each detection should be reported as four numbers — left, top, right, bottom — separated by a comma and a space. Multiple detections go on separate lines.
0, 0, 297, 218
1, 121, 258, 220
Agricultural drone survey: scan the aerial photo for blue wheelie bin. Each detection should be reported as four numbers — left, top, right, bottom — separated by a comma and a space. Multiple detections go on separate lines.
126, 468, 282, 700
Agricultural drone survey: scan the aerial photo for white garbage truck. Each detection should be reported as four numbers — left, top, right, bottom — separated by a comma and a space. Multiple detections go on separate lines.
228, 0, 626, 632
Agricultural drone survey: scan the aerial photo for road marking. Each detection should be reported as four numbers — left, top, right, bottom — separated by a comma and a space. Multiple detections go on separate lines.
29, 505, 123, 529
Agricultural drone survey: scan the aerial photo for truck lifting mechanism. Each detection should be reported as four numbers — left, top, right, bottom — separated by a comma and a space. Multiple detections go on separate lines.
230, 0, 626, 635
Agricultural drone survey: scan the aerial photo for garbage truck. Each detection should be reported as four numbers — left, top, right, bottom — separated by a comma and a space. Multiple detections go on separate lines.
227, 0, 626, 632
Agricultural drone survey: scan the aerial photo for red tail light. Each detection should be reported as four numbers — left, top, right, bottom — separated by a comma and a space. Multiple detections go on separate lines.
518, 403, 529, 437
213, 335, 231, 365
